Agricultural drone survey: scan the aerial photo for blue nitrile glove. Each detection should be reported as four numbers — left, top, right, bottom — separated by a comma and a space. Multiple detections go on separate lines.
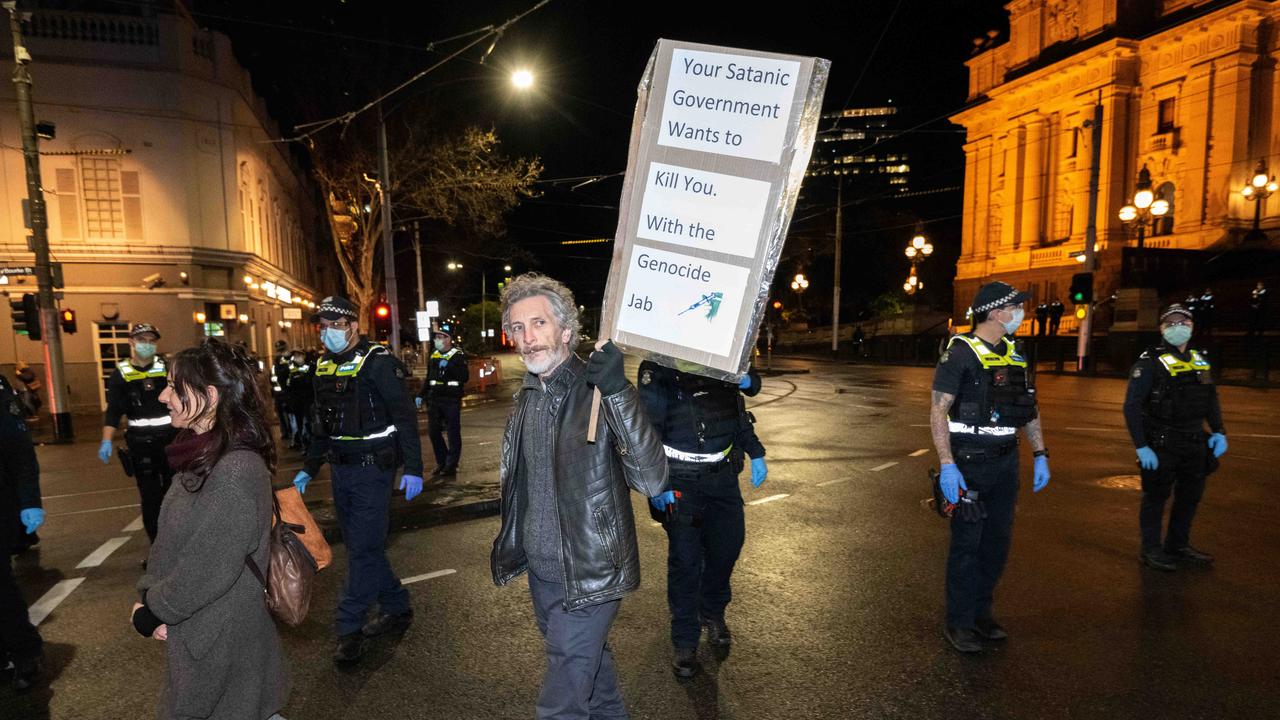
1136, 446, 1159, 471
649, 490, 677, 513
293, 470, 311, 495
1033, 455, 1050, 493
1208, 433, 1228, 458
20, 508, 44, 534
739, 375, 752, 390
98, 439, 113, 464
415, 396, 423, 409
750, 457, 768, 488
400, 474, 424, 502
939, 463, 966, 505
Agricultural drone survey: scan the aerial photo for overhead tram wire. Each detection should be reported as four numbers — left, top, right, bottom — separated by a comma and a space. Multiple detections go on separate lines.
828, 0, 905, 132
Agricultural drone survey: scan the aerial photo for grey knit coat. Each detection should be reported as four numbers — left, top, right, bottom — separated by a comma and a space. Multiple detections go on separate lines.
138, 449, 290, 720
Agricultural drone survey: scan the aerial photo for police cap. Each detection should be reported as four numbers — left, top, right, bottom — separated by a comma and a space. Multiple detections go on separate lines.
970, 281, 1031, 314
434, 322, 455, 339
310, 296, 359, 323
130, 323, 161, 340
1159, 303, 1193, 323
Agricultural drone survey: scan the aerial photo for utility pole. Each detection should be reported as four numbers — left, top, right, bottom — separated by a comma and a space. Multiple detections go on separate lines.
1078, 96, 1103, 372
377, 103, 401, 354
412, 220, 424, 310
831, 177, 843, 357
6, 2, 72, 441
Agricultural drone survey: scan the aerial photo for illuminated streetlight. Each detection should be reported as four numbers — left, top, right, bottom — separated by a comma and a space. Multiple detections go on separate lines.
1242, 157, 1276, 243
1118, 165, 1168, 249
512, 69, 535, 89
903, 225, 933, 296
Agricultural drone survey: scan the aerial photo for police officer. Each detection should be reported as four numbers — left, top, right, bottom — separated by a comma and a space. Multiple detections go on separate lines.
415, 322, 469, 477
930, 281, 1051, 653
99, 323, 176, 545
1034, 300, 1049, 336
270, 339, 292, 438
638, 359, 768, 678
1048, 298, 1064, 336
1123, 303, 1227, 571
284, 347, 314, 449
291, 296, 425, 665
0, 372, 44, 690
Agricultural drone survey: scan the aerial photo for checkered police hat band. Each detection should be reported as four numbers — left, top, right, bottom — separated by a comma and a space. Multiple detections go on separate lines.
972, 289, 1021, 314
317, 302, 357, 319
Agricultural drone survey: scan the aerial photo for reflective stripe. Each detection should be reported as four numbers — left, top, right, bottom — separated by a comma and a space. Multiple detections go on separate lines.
333, 425, 397, 442
664, 444, 732, 463
118, 358, 166, 382
948, 335, 1026, 369
315, 348, 382, 378
128, 416, 172, 428
431, 349, 461, 361
948, 421, 1016, 436
1157, 350, 1211, 376
428, 380, 463, 386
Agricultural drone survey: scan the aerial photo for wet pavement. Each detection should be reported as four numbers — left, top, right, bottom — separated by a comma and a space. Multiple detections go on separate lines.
4, 354, 1279, 719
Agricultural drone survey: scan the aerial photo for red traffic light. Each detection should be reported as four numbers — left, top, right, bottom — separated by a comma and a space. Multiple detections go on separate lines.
772, 300, 783, 310
374, 303, 391, 318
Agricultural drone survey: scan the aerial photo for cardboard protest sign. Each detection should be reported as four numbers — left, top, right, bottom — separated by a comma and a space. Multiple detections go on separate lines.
600, 39, 829, 379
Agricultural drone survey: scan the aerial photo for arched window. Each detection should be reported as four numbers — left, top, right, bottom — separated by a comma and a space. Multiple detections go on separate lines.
1053, 180, 1073, 241
1153, 182, 1175, 236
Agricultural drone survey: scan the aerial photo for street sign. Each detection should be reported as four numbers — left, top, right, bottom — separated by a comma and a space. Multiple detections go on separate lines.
415, 311, 430, 328
425, 300, 440, 317
0, 265, 34, 276
599, 39, 829, 378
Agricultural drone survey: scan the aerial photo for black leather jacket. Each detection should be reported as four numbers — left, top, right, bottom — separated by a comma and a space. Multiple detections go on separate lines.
491, 354, 668, 610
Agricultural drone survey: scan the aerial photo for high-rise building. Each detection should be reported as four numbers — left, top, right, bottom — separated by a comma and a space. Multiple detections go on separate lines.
809, 106, 912, 194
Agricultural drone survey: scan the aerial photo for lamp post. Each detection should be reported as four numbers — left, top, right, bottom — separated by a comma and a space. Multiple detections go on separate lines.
1118, 164, 1169, 249
1241, 157, 1277, 243
902, 228, 933, 295
448, 261, 512, 350
790, 273, 809, 314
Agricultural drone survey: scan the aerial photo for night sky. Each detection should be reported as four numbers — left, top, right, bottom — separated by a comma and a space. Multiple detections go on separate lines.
191, 0, 1010, 323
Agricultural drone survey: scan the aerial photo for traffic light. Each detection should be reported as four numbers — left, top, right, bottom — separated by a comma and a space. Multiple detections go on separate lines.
372, 302, 392, 340
60, 307, 77, 334
1069, 272, 1094, 305
9, 293, 41, 340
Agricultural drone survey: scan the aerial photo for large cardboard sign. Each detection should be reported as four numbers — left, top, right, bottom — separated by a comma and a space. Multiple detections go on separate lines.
600, 39, 829, 377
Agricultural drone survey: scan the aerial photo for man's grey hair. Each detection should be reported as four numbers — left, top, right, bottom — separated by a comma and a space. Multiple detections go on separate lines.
500, 272, 582, 341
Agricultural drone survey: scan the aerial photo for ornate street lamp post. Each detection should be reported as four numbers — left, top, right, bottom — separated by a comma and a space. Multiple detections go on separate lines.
1241, 157, 1277, 243
1118, 164, 1169, 249
902, 229, 933, 295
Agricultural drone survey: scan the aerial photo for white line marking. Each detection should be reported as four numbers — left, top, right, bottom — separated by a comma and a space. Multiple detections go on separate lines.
122, 515, 144, 533
870, 461, 899, 472
1064, 427, 1121, 432
748, 493, 790, 506
816, 477, 853, 487
909, 424, 930, 428
401, 569, 457, 585
650, 522, 663, 528
41, 486, 136, 501
1236, 433, 1280, 439
48, 503, 140, 518
28, 578, 86, 626
909, 449, 930, 457
77, 537, 133, 569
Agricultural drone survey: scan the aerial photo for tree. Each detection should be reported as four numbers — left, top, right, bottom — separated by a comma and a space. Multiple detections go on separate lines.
310, 122, 541, 321
459, 299, 504, 352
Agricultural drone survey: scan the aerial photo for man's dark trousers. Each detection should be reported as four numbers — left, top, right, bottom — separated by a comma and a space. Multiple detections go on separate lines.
331, 459, 410, 636
946, 445, 1019, 629
528, 572, 627, 720
664, 461, 745, 649
0, 491, 41, 666
1139, 432, 1208, 551
125, 428, 176, 543
427, 398, 462, 470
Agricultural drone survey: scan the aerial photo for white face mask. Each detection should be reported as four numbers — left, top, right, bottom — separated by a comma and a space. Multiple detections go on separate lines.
433, 339, 445, 353
1001, 308, 1025, 335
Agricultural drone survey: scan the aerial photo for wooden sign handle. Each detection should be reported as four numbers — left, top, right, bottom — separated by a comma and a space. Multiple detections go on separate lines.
586, 387, 602, 444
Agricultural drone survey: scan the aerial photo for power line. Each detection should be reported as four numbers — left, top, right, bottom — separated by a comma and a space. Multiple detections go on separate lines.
829, 0, 905, 131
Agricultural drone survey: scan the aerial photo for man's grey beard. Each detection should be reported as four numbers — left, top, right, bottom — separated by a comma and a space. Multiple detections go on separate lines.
524, 342, 571, 376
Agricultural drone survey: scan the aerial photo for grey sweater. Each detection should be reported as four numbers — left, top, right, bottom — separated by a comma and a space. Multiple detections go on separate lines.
520, 358, 580, 582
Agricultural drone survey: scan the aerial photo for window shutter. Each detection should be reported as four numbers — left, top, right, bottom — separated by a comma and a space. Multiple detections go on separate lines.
121, 170, 143, 240
56, 168, 80, 239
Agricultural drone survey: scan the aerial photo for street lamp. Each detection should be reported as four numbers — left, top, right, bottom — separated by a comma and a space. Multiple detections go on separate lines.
1241, 157, 1277, 242
511, 69, 534, 89
448, 261, 513, 351
790, 272, 809, 314
902, 228, 933, 295
1118, 164, 1169, 249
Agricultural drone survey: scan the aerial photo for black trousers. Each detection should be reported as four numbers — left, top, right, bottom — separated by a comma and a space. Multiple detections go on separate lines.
945, 443, 1019, 629
427, 399, 463, 470
125, 430, 176, 543
664, 461, 745, 649
1139, 433, 1209, 551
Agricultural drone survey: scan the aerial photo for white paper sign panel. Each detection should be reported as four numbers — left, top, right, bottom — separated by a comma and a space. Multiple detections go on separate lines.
658, 49, 802, 163
614, 244, 751, 357
637, 162, 771, 259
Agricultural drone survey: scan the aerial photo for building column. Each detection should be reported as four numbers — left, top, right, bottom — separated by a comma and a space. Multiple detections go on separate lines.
1020, 115, 1046, 248
1205, 55, 1256, 224
1002, 131, 1021, 250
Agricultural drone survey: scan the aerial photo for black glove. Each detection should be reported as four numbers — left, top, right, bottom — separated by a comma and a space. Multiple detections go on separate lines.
585, 341, 628, 396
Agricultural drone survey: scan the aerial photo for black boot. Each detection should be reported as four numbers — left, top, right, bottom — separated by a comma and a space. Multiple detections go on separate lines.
12, 655, 41, 692
702, 616, 732, 647
1140, 547, 1179, 571
333, 633, 364, 664
671, 647, 701, 678
943, 625, 982, 653
973, 616, 1008, 641
362, 609, 413, 637
1169, 545, 1214, 565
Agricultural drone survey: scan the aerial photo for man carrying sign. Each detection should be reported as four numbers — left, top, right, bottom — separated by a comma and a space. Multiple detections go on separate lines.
491, 273, 668, 718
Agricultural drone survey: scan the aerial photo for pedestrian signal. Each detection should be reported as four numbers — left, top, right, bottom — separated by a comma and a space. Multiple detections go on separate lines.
60, 308, 77, 334
1069, 272, 1093, 304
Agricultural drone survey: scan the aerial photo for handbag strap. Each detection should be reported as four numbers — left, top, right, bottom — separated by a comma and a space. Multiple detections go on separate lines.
244, 491, 286, 590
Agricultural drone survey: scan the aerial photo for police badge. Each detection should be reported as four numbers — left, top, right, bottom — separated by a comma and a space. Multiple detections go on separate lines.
640, 370, 652, 385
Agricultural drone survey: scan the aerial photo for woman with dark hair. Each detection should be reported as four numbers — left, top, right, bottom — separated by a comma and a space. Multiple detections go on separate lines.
129, 338, 290, 720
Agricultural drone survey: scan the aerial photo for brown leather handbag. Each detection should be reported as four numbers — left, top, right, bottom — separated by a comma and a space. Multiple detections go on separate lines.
274, 486, 332, 571
245, 495, 318, 627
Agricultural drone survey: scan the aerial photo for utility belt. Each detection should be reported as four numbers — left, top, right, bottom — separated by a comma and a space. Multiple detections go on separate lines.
664, 444, 732, 464
1144, 423, 1206, 449
948, 421, 1017, 437
326, 438, 401, 470
950, 440, 1017, 463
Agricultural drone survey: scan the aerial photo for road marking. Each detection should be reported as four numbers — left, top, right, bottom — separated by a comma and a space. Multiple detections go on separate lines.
909, 424, 930, 428
41, 486, 137, 501
122, 515, 144, 533
1236, 433, 1280, 439
28, 578, 86, 626
1064, 426, 1122, 432
816, 477, 853, 487
402, 569, 457, 585
77, 537, 133, 569
48, 503, 140, 517
476, 440, 496, 446
748, 493, 790, 506
909, 449, 930, 457
870, 461, 899, 472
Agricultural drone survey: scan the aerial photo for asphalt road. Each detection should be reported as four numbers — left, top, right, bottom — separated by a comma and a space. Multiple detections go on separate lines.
5, 356, 1279, 719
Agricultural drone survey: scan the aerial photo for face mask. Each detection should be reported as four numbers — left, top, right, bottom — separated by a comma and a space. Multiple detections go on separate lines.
1162, 325, 1192, 347
134, 342, 157, 361
1001, 308, 1025, 335
433, 339, 445, 352
321, 327, 350, 353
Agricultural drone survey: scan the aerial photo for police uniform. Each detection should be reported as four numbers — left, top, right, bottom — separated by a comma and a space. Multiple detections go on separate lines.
1123, 305, 1225, 567
638, 360, 764, 656
932, 328, 1039, 634
302, 298, 424, 644
284, 351, 314, 449
270, 341, 292, 437
417, 326, 469, 475
103, 325, 176, 544
0, 374, 43, 688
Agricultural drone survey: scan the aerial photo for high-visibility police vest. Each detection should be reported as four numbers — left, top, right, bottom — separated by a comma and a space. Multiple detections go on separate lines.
428, 348, 462, 387
313, 344, 394, 441
117, 358, 171, 425
1145, 347, 1215, 425
658, 367, 744, 459
946, 334, 1037, 432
